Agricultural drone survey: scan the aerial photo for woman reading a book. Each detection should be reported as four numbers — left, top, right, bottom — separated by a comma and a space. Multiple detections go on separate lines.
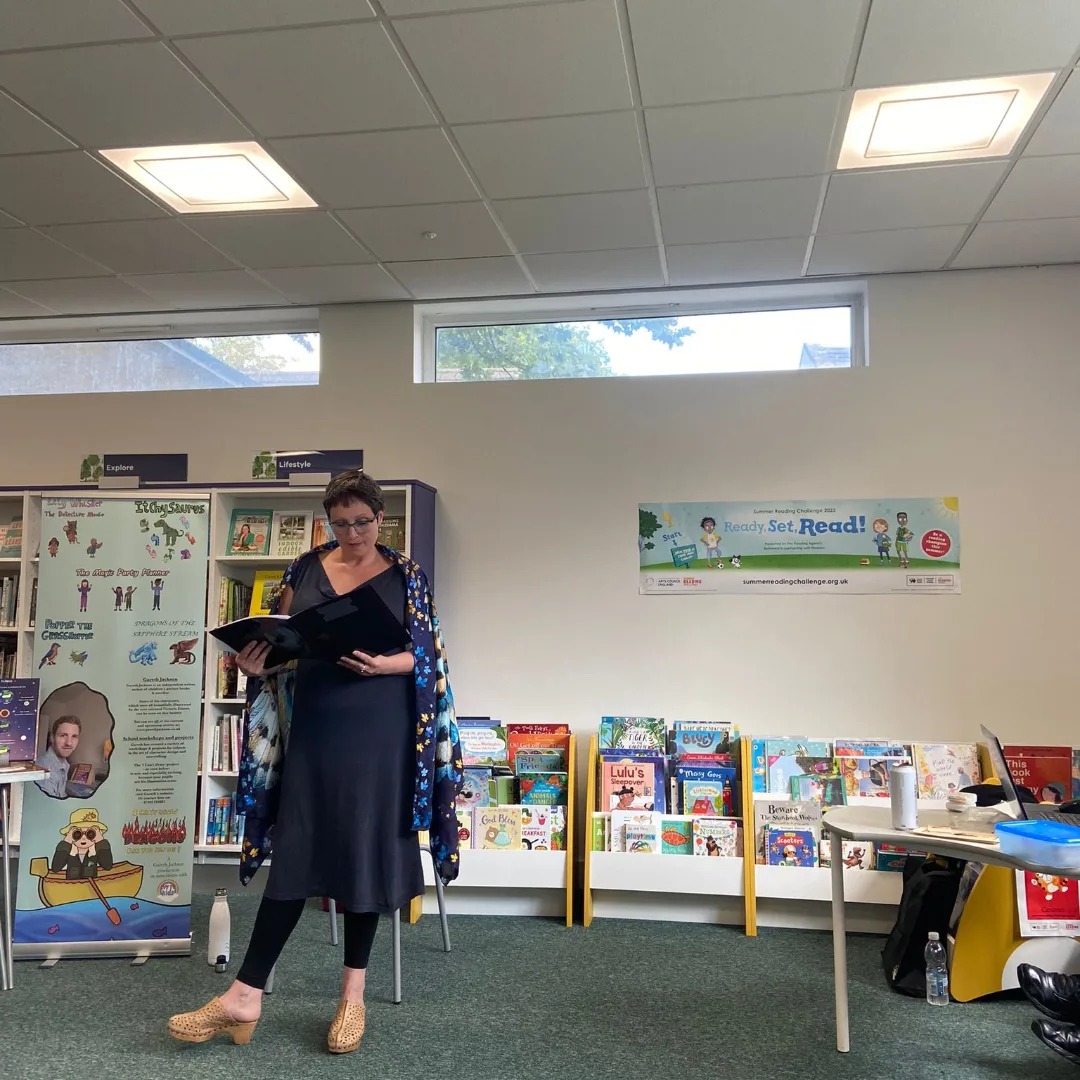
169, 470, 461, 1055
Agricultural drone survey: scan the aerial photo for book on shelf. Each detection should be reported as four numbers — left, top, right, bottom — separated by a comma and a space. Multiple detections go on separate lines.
765, 827, 819, 867
210, 579, 409, 667
210, 712, 244, 773
269, 511, 311, 559
28, 578, 37, 626
249, 570, 285, 617
1003, 744, 1072, 803
598, 716, 666, 751
459, 768, 492, 811
204, 793, 246, 846
1073, 750, 1080, 800
378, 514, 407, 552
311, 515, 333, 548
520, 804, 566, 850
790, 771, 847, 806
764, 738, 834, 795
475, 806, 522, 850
609, 809, 658, 852
515, 748, 566, 772
518, 771, 568, 806
591, 812, 610, 852
455, 804, 565, 852
218, 577, 254, 625
670, 720, 737, 757
0, 517, 22, 558
753, 800, 822, 864
819, 838, 874, 870
692, 816, 740, 857
0, 574, 19, 626
601, 759, 657, 812
227, 509, 273, 556
600, 749, 666, 813
659, 815, 694, 855
455, 808, 473, 849
458, 717, 509, 767
912, 743, 981, 799
624, 817, 660, 854
506, 723, 570, 769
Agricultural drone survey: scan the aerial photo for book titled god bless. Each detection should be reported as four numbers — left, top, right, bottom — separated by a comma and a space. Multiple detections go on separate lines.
210, 581, 410, 667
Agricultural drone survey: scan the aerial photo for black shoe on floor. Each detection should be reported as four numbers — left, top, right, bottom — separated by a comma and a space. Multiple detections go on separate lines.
1019, 964, 1080, 1024
1032, 1019, 1080, 1067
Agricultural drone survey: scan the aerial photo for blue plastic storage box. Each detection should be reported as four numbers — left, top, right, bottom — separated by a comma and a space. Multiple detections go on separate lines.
995, 819, 1080, 869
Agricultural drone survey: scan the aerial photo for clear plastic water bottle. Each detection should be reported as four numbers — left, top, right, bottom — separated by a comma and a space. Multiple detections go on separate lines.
924, 931, 949, 1005
207, 888, 231, 972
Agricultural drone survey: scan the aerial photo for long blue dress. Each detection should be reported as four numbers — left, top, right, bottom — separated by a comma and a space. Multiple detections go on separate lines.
262, 557, 423, 913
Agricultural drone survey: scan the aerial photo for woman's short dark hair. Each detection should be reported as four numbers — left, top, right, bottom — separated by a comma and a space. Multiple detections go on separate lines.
323, 470, 384, 517
51, 715, 82, 739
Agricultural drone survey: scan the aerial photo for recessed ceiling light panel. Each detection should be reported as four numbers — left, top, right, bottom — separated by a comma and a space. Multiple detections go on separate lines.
100, 141, 317, 213
838, 73, 1054, 170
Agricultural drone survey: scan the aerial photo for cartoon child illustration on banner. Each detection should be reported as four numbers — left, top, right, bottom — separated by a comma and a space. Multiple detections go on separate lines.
895, 511, 914, 569
871, 518, 892, 564
700, 516, 722, 569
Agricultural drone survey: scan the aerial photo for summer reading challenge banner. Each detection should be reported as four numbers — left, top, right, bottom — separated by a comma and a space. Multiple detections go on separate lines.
14, 494, 208, 958
639, 497, 961, 595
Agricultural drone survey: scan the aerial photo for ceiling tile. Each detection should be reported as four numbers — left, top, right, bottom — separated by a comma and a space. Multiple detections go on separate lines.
983, 155, 1080, 221
455, 112, 645, 199
0, 287, 57, 317
818, 162, 1008, 234
4, 276, 163, 314
41, 220, 238, 274
854, 0, 1080, 88
337, 202, 509, 262
0, 0, 154, 49
657, 176, 822, 246
388, 256, 531, 298
628, 0, 863, 107
269, 129, 476, 208
524, 248, 663, 292
952, 216, 1080, 268
495, 190, 656, 254
0, 42, 249, 148
0, 152, 165, 226
808, 226, 966, 275
257, 264, 410, 303
1025, 71, 1080, 157
0, 91, 74, 154
177, 24, 433, 138
383, 0, 555, 12
130, 0, 374, 35
120, 270, 288, 307
393, 0, 631, 123
666, 237, 808, 285
646, 93, 842, 186
185, 211, 374, 269
0, 229, 111, 280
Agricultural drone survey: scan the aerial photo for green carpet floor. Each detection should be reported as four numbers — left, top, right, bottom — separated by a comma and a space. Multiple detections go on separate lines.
0, 892, 1072, 1080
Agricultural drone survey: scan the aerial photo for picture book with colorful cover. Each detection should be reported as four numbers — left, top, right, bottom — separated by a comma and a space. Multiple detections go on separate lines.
819, 838, 873, 870
227, 509, 272, 556
764, 738, 833, 795
591, 812, 610, 852
754, 800, 822, 862
518, 771, 568, 806
912, 743, 981, 799
833, 740, 910, 758
692, 816, 740, 857
506, 723, 571, 769
766, 827, 818, 867
598, 716, 666, 751
458, 718, 509, 767
836, 756, 907, 799
489, 774, 517, 805
0, 518, 22, 558
875, 843, 912, 871
659, 815, 694, 855
249, 569, 285, 617
0, 678, 39, 762
455, 808, 473, 849
790, 772, 846, 806
624, 818, 660, 853
458, 768, 492, 812
609, 810, 657, 852
670, 721, 737, 756
514, 748, 566, 772
1016, 868, 1080, 937
676, 764, 735, 815
682, 780, 729, 817
1003, 745, 1072, 804
601, 759, 657, 812
475, 806, 522, 850
1073, 750, 1080, 800
521, 804, 566, 850
600, 750, 666, 813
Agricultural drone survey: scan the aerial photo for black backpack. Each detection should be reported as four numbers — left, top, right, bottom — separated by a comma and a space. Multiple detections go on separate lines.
881, 854, 965, 996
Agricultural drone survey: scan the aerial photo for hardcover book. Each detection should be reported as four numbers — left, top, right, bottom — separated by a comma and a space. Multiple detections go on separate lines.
458, 768, 492, 811
624, 819, 660, 854
754, 800, 822, 863
506, 723, 571, 769
912, 743, 981, 799
378, 514, 407, 552
518, 771, 568, 806
692, 816, 740, 857
457, 718, 509, 768
659, 815, 694, 855
591, 812, 610, 852
819, 838, 873, 870
670, 721, 737, 756
249, 569, 285, 617
765, 827, 818, 867
836, 756, 907, 799
764, 738, 833, 795
521, 804, 565, 850
598, 716, 666, 751
227, 509, 272, 556
514, 748, 566, 772
609, 810, 657, 852
475, 806, 522, 850
455, 808, 473, 849
601, 759, 657, 812
1003, 745, 1072, 804
269, 510, 311, 559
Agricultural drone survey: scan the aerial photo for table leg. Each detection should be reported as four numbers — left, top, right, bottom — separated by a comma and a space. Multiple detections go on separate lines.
1, 785, 13, 990
830, 837, 849, 1052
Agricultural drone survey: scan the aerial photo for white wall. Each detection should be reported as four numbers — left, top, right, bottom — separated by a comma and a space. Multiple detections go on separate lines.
2, 264, 1078, 747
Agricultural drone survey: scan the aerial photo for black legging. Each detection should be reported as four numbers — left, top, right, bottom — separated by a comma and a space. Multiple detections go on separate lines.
236, 897, 380, 990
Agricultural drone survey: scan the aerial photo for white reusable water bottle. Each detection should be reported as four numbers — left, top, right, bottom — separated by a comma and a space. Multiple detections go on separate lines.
207, 888, 231, 972
890, 764, 917, 830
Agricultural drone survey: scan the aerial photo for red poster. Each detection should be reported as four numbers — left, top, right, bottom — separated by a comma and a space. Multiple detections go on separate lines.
1016, 869, 1080, 936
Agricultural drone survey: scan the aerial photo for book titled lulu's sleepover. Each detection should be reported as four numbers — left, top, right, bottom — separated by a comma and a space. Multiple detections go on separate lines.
601, 759, 656, 811
227, 510, 272, 556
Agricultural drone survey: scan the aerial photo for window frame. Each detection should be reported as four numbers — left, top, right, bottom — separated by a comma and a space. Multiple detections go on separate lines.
416, 282, 867, 383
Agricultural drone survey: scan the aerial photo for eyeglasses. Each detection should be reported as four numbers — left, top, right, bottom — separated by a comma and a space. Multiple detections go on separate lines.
70, 828, 97, 841
329, 516, 376, 534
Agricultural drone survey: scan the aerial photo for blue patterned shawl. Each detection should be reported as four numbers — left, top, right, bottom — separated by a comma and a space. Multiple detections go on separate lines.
237, 543, 464, 886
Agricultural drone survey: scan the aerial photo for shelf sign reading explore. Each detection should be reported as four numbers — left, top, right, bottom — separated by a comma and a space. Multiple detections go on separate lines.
251, 449, 364, 480
79, 453, 188, 483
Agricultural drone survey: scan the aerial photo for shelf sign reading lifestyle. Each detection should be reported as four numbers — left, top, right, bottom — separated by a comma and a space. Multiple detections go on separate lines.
639, 497, 961, 595
14, 495, 209, 960
251, 448, 363, 480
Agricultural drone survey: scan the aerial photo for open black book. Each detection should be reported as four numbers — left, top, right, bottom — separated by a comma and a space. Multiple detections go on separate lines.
210, 582, 411, 668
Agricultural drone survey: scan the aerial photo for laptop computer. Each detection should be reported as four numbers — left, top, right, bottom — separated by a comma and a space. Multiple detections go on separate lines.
980, 725, 1080, 826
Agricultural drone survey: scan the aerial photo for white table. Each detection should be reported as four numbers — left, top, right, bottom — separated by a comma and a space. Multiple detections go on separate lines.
0, 765, 47, 991
823, 805, 1080, 1052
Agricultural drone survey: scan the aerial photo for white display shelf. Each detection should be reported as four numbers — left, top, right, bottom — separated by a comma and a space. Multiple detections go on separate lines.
0, 557, 20, 567
754, 864, 904, 905
208, 698, 245, 706
590, 852, 744, 896
206, 770, 239, 779
195, 843, 241, 854
422, 849, 567, 891
215, 555, 293, 567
